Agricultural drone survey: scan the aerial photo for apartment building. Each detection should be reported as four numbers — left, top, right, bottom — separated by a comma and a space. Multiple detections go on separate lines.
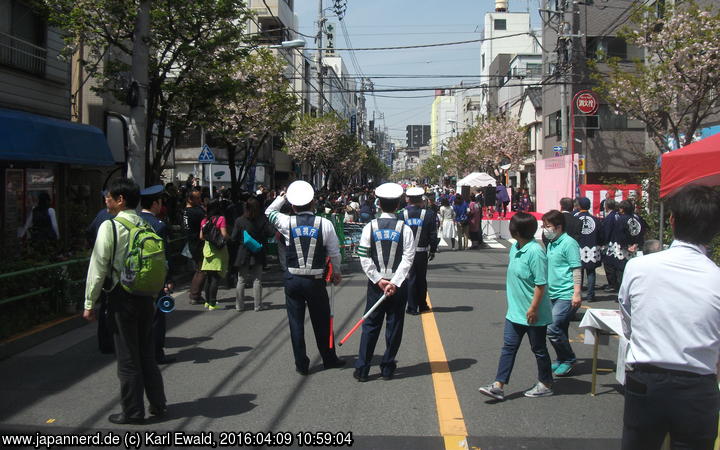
0, 0, 114, 249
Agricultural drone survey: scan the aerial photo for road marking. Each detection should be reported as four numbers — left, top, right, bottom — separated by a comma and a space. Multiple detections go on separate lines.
483, 239, 506, 249
422, 293, 470, 450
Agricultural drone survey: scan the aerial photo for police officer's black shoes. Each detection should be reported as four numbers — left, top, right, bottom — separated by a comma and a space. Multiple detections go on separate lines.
149, 404, 167, 417
295, 366, 309, 376
419, 306, 431, 313
353, 369, 369, 382
381, 372, 394, 381
108, 413, 144, 425
406, 308, 419, 315
324, 359, 347, 370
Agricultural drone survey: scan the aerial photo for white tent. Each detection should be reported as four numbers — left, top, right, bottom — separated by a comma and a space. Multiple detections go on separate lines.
456, 172, 496, 188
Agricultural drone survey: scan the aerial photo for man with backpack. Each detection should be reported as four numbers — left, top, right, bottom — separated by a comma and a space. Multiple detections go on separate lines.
83, 179, 167, 425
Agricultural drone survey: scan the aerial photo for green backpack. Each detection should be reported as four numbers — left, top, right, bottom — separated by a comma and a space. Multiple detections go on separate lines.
113, 216, 168, 296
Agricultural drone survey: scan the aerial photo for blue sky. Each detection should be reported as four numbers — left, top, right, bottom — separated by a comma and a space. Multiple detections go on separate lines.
293, 0, 539, 143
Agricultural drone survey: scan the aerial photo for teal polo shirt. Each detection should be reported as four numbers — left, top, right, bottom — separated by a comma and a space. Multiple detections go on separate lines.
546, 232, 581, 300
506, 240, 552, 326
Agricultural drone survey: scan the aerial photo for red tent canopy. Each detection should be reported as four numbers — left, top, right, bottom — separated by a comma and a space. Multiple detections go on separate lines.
660, 132, 720, 198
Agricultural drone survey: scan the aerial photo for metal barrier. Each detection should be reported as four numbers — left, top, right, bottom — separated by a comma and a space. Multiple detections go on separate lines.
0, 257, 90, 310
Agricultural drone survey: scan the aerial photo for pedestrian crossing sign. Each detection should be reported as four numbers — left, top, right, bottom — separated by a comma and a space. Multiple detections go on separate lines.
198, 144, 215, 163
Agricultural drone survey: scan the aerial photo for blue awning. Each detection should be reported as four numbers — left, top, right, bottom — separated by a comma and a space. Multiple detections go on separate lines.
0, 108, 116, 166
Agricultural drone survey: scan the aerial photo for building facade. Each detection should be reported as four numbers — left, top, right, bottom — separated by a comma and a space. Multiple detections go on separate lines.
1, 0, 114, 251
541, 0, 648, 183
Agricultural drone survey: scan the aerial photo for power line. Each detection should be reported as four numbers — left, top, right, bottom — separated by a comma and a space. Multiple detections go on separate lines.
303, 32, 531, 51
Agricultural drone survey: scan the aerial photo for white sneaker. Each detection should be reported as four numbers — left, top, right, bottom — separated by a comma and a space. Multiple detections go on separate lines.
478, 382, 505, 401
524, 382, 553, 398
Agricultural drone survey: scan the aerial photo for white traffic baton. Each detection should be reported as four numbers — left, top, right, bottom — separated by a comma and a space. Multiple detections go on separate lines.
338, 294, 388, 346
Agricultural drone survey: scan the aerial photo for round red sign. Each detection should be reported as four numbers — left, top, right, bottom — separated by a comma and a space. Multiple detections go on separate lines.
576, 92, 599, 115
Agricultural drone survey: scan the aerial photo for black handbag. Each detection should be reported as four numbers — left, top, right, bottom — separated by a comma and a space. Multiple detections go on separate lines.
97, 221, 117, 354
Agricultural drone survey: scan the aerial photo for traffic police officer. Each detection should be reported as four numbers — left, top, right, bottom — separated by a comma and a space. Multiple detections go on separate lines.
400, 186, 438, 315
266, 180, 345, 375
354, 183, 416, 381
139, 185, 175, 364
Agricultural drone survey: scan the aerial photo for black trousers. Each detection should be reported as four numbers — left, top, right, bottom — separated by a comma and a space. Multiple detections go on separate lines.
622, 367, 719, 450
604, 258, 618, 289
406, 252, 429, 313
109, 286, 166, 419
355, 281, 408, 377
152, 307, 167, 361
284, 274, 339, 371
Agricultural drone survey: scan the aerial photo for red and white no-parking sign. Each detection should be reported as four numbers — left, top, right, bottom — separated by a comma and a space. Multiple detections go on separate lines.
575, 91, 599, 115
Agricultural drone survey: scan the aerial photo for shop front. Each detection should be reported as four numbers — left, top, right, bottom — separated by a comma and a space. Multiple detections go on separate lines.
0, 108, 116, 253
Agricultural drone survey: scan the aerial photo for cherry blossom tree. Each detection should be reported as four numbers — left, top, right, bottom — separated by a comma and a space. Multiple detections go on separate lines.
592, 0, 720, 153
198, 49, 299, 191
284, 114, 347, 184
444, 115, 527, 178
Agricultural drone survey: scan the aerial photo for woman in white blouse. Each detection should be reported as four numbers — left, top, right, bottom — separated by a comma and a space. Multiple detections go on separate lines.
438, 197, 457, 250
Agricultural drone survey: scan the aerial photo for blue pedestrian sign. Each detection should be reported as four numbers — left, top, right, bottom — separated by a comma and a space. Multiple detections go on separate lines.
198, 144, 215, 163
553, 145, 563, 157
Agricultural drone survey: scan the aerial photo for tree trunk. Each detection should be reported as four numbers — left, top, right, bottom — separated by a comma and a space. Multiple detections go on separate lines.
227, 141, 238, 195
238, 132, 270, 186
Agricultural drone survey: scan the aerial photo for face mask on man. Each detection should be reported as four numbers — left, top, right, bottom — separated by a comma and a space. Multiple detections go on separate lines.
543, 228, 557, 241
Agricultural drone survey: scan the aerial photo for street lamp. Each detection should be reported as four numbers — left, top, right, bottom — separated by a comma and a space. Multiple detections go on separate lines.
269, 39, 306, 49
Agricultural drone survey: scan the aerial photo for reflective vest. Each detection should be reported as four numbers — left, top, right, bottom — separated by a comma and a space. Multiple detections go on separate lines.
370, 218, 405, 279
402, 207, 428, 252
287, 214, 326, 276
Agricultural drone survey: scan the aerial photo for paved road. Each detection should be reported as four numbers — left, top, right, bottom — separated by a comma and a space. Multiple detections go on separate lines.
0, 239, 623, 449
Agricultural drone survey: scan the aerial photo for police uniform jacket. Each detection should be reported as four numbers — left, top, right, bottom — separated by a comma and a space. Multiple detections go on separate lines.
357, 213, 415, 287
398, 205, 438, 254
265, 195, 342, 277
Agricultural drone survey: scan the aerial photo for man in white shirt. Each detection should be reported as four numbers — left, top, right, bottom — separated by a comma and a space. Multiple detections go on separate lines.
266, 181, 344, 375
354, 183, 416, 381
619, 185, 720, 450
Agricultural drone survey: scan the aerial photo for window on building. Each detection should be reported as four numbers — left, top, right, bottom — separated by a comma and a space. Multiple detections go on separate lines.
257, 17, 286, 45
596, 104, 645, 130
586, 36, 631, 61
0, 0, 47, 75
546, 110, 561, 137
494, 19, 507, 30
526, 63, 542, 77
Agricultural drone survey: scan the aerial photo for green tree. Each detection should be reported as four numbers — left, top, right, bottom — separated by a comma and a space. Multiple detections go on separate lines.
40, 0, 257, 184
199, 49, 299, 192
417, 154, 445, 185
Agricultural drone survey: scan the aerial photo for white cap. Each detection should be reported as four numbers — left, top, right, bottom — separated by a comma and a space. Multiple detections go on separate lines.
375, 182, 404, 199
286, 180, 315, 206
406, 187, 425, 197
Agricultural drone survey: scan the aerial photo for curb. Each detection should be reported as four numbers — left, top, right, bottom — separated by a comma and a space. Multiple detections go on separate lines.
0, 314, 88, 360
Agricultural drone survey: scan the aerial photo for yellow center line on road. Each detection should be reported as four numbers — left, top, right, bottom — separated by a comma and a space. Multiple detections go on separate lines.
422, 293, 471, 450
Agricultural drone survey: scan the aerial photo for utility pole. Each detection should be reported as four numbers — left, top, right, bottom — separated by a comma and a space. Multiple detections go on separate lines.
559, 2, 570, 157
317, 0, 325, 116
127, 0, 151, 187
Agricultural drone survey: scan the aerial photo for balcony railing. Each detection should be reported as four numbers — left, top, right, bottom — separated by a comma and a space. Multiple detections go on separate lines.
512, 66, 542, 79
0, 31, 47, 76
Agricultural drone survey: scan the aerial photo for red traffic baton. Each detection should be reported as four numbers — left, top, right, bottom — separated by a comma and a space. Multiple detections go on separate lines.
338, 293, 388, 347
325, 257, 335, 349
